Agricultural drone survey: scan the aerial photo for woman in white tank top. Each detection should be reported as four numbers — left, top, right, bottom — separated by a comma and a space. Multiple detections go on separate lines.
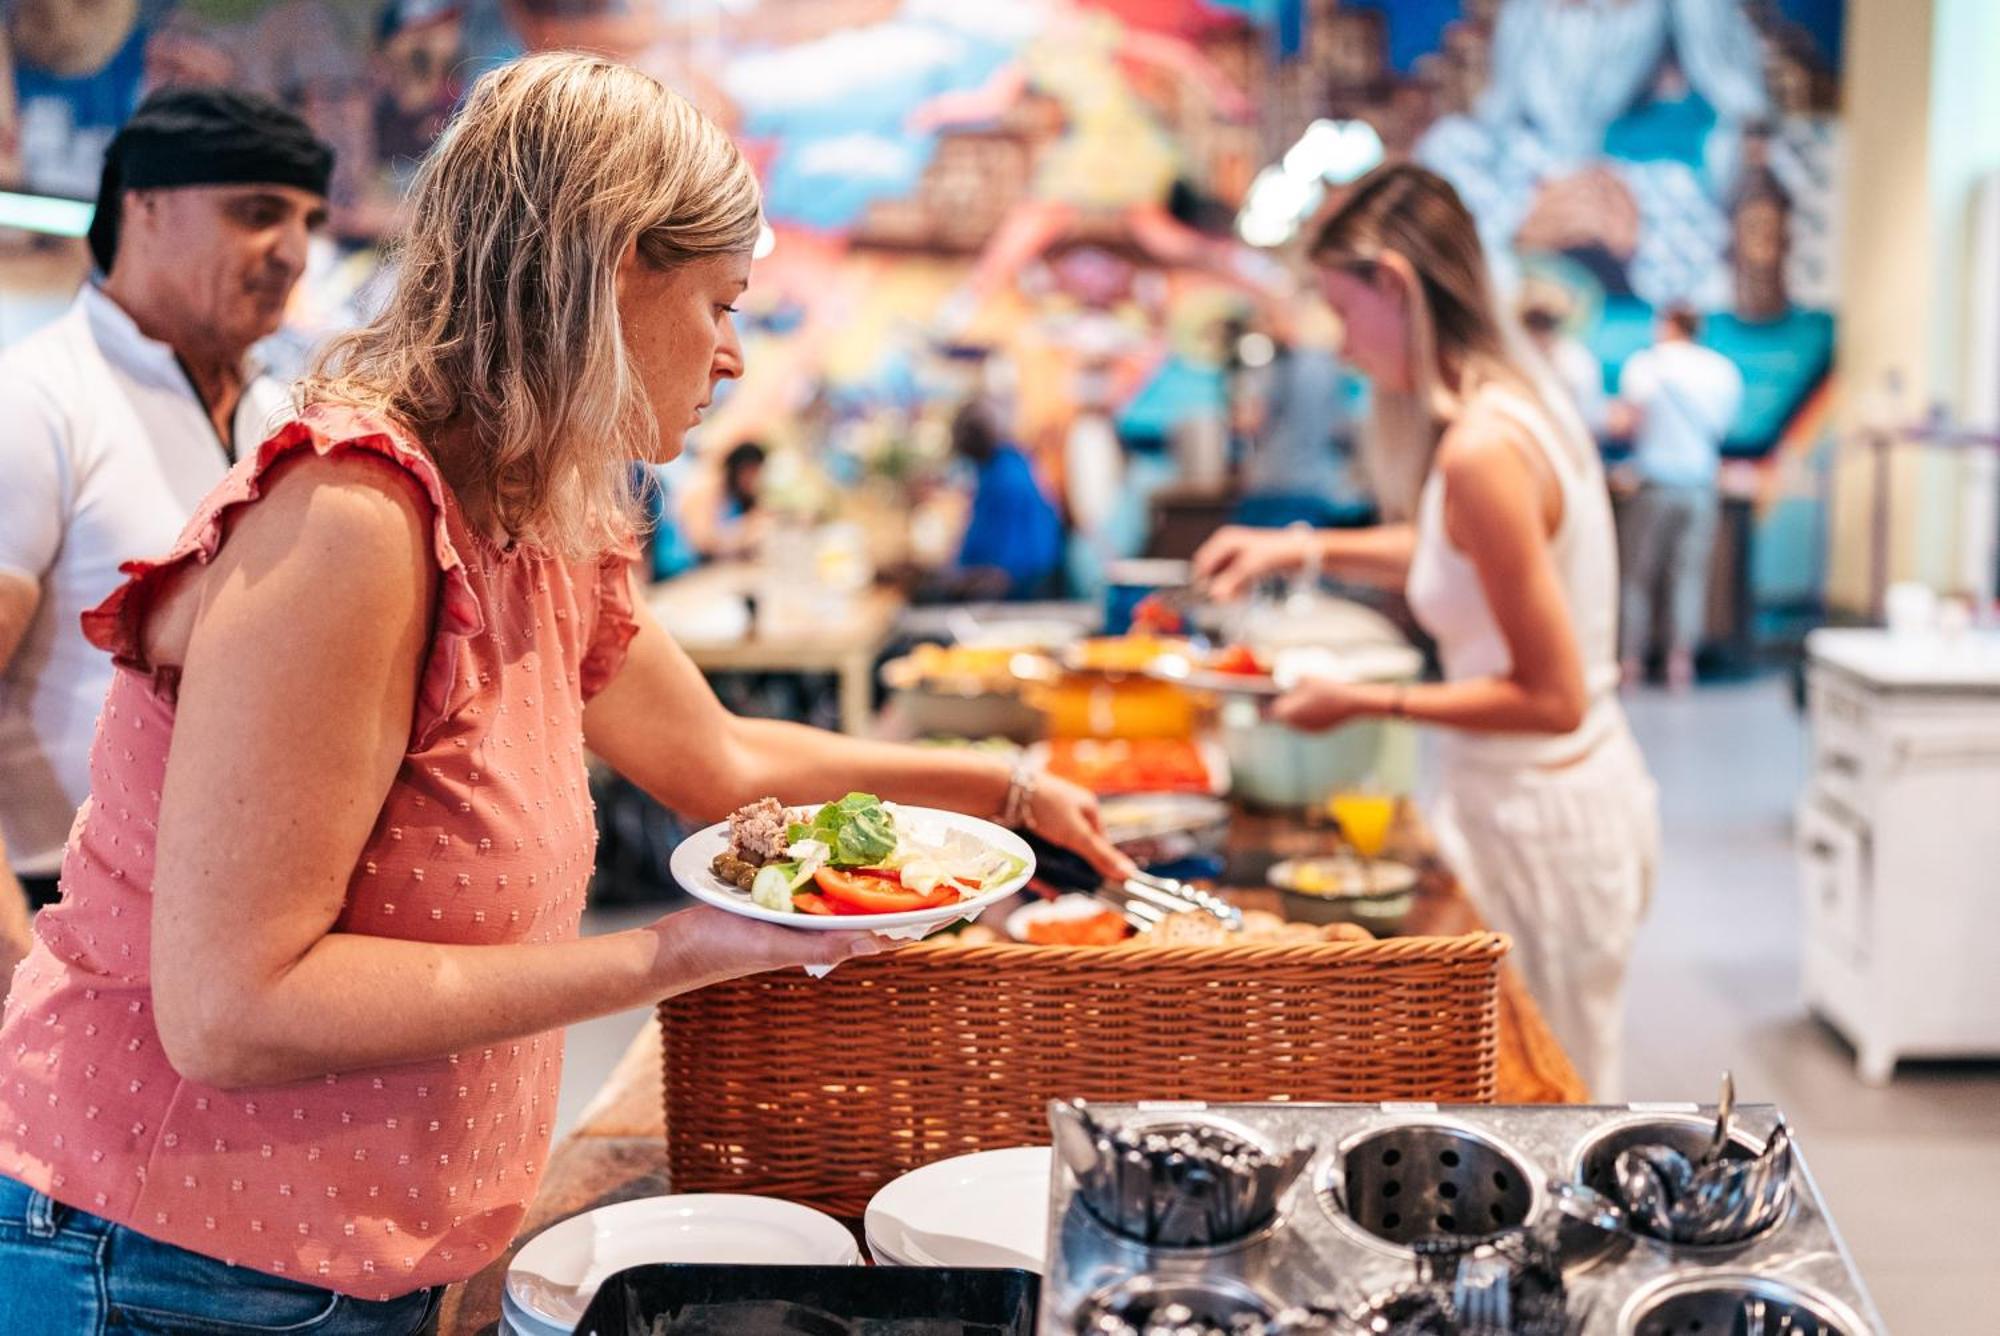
1194, 165, 1658, 1097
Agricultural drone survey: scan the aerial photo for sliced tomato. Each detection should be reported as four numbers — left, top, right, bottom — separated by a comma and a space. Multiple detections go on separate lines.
1209, 644, 1266, 676
813, 867, 960, 914
1130, 594, 1187, 636
793, 891, 842, 916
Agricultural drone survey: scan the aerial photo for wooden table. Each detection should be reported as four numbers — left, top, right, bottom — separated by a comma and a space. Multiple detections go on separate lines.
442, 805, 1585, 1333
645, 565, 906, 735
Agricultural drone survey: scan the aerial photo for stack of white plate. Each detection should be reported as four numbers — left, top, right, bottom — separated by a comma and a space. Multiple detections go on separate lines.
863, 1146, 1052, 1272
500, 1194, 861, 1334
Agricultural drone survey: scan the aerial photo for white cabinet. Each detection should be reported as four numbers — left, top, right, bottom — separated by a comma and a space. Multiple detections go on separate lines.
1798, 630, 2000, 1084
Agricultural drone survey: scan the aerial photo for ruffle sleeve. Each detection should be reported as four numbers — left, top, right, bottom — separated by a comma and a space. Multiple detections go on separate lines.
579, 534, 644, 700
80, 407, 485, 748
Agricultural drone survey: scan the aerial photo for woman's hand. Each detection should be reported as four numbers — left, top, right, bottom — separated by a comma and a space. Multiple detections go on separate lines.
1191, 524, 1313, 601
1026, 773, 1137, 881
657, 904, 893, 989
1268, 677, 1381, 733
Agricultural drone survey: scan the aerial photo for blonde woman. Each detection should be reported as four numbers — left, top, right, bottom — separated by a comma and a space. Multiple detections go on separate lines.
0, 54, 1125, 1331
1195, 165, 1658, 1099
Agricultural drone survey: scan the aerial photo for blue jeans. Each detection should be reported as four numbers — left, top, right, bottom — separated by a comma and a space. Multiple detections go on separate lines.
0, 1175, 443, 1334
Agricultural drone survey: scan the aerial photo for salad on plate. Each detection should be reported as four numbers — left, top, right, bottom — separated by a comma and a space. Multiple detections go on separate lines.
709, 793, 1028, 918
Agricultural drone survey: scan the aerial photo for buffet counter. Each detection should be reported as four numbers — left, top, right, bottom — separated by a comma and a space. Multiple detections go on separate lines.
439, 803, 1582, 1334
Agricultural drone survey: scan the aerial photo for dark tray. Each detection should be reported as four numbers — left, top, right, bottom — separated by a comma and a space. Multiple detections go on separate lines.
574, 1264, 1040, 1335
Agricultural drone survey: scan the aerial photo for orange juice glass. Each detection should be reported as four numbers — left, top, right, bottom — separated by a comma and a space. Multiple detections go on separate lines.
1327, 791, 1397, 859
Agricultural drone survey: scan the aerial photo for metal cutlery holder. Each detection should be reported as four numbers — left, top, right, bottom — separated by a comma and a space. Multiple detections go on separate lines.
1040, 1102, 1884, 1335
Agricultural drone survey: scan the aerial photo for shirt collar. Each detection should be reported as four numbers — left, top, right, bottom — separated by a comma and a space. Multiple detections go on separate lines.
79, 283, 268, 394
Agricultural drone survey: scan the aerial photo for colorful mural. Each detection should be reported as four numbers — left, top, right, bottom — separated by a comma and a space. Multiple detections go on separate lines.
1275, 0, 1844, 626
1284, 0, 1842, 448
0, 0, 1847, 613
2, 3, 1266, 424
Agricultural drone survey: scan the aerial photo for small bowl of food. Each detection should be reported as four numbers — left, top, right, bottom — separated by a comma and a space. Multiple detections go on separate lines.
1006, 894, 1133, 946
1267, 856, 1420, 925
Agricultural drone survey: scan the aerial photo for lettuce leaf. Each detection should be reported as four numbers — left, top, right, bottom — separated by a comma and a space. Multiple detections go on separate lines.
799, 792, 899, 867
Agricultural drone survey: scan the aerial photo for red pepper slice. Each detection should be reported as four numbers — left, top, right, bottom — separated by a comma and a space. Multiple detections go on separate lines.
813, 867, 960, 913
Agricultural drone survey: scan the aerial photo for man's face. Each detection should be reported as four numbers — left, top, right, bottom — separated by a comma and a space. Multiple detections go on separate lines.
118, 184, 327, 352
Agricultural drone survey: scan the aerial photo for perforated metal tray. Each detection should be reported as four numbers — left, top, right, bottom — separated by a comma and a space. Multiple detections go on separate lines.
1039, 1102, 1885, 1335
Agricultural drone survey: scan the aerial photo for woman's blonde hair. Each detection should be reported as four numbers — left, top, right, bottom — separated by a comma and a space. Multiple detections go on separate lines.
298, 52, 762, 557
1309, 163, 1589, 517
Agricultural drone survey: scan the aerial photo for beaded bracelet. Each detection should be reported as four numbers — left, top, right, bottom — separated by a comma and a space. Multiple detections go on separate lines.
1000, 755, 1041, 830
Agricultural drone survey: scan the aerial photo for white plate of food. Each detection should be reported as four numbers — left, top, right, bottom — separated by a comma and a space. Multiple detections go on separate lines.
504, 1194, 859, 1329
1005, 894, 1132, 946
864, 1146, 1052, 1272
1143, 645, 1285, 697
669, 793, 1035, 937
1267, 856, 1420, 900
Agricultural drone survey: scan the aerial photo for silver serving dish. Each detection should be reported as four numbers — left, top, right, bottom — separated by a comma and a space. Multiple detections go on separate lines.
1099, 794, 1232, 869
1039, 1101, 1884, 1335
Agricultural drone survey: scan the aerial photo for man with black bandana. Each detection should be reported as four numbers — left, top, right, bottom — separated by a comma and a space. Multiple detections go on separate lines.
0, 88, 332, 963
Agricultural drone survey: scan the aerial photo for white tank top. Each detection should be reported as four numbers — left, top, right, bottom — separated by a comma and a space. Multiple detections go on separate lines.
1404, 386, 1624, 767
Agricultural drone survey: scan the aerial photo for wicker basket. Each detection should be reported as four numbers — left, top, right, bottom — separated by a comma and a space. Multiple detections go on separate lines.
658, 932, 1507, 1218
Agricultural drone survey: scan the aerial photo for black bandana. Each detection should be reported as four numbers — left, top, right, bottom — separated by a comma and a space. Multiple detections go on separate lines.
88, 87, 335, 273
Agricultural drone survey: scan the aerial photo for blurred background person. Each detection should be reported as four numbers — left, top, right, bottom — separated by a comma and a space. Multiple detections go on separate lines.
1611, 303, 1745, 691
951, 398, 1064, 601
1234, 295, 1359, 530
678, 438, 770, 562
1519, 291, 1607, 441
0, 87, 329, 916
636, 461, 699, 581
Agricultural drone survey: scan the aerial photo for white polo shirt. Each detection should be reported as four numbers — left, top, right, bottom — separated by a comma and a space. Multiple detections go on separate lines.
0, 286, 292, 877
1618, 339, 1745, 489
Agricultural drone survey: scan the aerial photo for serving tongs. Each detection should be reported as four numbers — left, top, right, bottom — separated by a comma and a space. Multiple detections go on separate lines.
1101, 876, 1245, 933
1105, 896, 1166, 932
1023, 831, 1243, 931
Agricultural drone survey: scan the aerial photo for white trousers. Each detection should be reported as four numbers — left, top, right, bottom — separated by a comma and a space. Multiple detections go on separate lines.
1429, 727, 1660, 1101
